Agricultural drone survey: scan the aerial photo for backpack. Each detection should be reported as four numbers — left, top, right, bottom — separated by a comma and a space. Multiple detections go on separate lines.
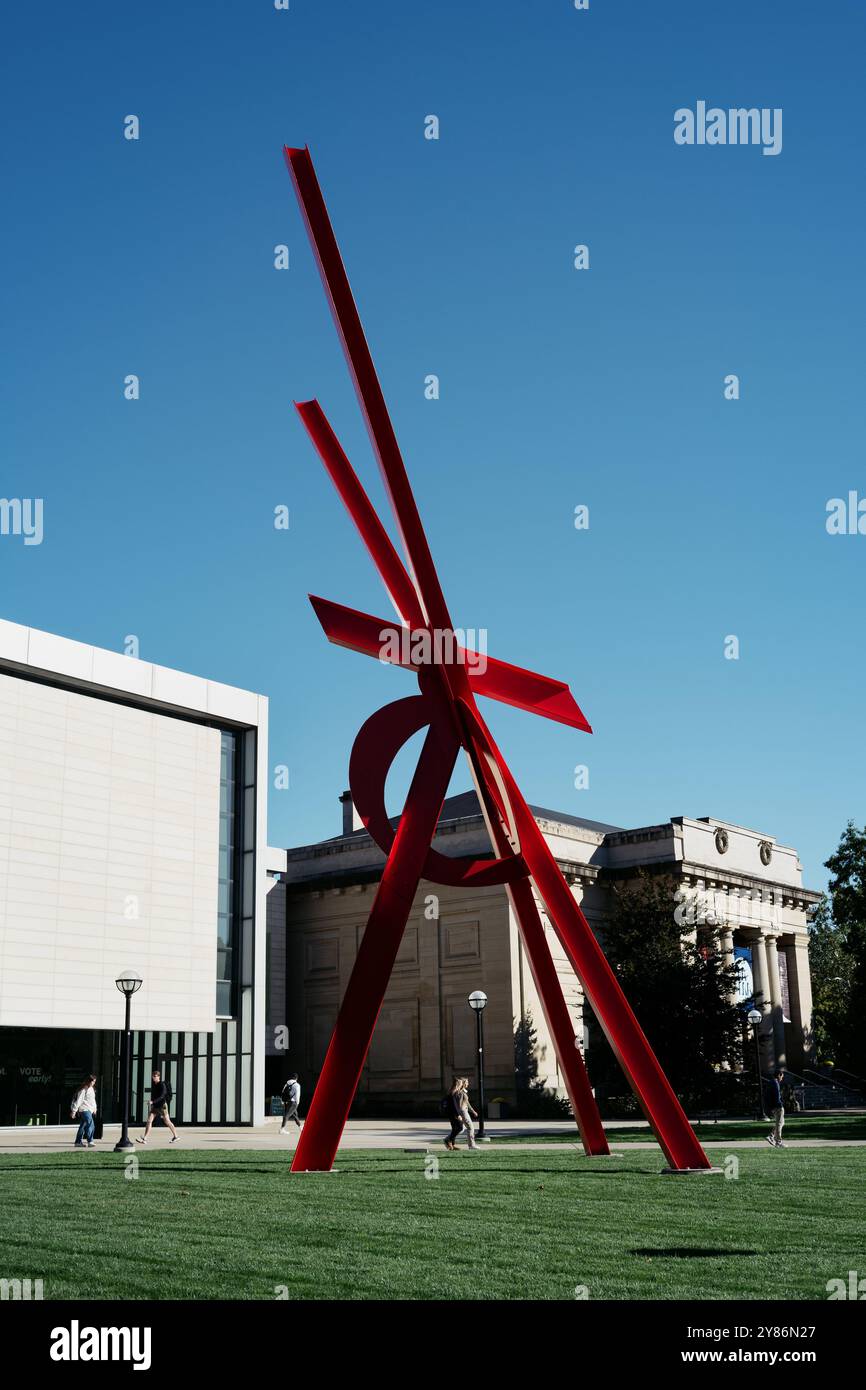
164, 1081, 173, 1104
439, 1094, 451, 1116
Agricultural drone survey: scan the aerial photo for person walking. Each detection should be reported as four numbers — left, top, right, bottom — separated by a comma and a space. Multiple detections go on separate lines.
71, 1074, 98, 1148
764, 1069, 787, 1148
136, 1069, 179, 1145
456, 1077, 479, 1151
443, 1076, 465, 1150
280, 1073, 302, 1133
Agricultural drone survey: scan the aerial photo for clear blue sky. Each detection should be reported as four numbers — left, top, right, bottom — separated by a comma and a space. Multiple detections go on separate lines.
2, 1, 864, 889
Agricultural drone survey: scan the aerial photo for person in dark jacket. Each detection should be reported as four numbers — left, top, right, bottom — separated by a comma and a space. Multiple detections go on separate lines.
280, 1074, 302, 1133
764, 1069, 786, 1148
136, 1069, 179, 1145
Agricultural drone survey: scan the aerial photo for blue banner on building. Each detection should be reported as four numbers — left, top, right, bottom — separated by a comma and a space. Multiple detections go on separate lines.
734, 945, 754, 1009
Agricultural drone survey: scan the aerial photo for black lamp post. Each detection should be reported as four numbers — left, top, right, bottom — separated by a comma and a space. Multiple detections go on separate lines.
747, 1006, 767, 1119
114, 970, 142, 1151
468, 990, 488, 1138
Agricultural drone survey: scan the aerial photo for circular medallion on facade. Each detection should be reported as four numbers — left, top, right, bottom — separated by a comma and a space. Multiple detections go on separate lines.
714, 828, 729, 854
759, 840, 772, 866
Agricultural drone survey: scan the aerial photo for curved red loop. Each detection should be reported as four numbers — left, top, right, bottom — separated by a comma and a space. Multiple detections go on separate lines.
349, 694, 528, 888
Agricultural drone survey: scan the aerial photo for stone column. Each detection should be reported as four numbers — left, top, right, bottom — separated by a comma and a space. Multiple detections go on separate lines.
784, 936, 815, 1069
764, 933, 787, 1070
749, 932, 775, 1072
716, 926, 736, 1069
719, 927, 736, 998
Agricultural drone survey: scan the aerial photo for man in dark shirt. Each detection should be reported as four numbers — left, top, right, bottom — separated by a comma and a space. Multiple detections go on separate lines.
136, 1069, 179, 1145
280, 1074, 302, 1133
764, 1069, 786, 1148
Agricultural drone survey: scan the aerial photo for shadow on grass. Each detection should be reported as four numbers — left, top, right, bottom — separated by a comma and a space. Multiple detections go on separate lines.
331, 1164, 642, 1178
500, 1115, 866, 1146
630, 1247, 759, 1258
0, 1159, 661, 1179
0, 1163, 282, 1177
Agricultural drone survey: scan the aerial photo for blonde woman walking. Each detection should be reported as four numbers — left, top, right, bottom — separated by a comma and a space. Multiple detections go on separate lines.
443, 1076, 464, 1150
456, 1077, 479, 1150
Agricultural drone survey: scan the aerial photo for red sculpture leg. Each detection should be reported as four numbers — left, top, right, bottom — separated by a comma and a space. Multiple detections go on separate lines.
506, 875, 609, 1155
528, 837, 707, 1169
291, 715, 460, 1172
455, 726, 608, 1154
464, 704, 710, 1171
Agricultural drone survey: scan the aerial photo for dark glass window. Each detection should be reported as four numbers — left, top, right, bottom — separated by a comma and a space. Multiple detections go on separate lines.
216, 731, 238, 1017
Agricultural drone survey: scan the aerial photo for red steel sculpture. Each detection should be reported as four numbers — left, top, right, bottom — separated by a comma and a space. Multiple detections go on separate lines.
283, 145, 710, 1174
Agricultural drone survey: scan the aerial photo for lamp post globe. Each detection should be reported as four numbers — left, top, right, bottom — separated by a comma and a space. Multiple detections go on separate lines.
114, 970, 142, 1151
467, 991, 489, 1139
116, 970, 142, 999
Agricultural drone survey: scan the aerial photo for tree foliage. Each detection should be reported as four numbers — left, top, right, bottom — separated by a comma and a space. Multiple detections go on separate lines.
820, 823, 866, 1080
513, 1011, 571, 1118
807, 894, 851, 1064
584, 871, 744, 1107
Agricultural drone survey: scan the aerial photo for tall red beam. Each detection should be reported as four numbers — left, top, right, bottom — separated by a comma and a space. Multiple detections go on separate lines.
282, 144, 710, 1174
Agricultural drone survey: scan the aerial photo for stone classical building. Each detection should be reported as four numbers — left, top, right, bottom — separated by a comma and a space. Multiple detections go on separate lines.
267, 791, 820, 1112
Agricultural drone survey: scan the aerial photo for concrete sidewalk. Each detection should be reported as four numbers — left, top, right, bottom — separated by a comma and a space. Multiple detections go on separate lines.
0, 1117, 571, 1154
1, 1117, 863, 1155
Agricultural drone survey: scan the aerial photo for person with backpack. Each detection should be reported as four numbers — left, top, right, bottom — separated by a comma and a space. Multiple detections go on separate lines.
136, 1068, 179, 1145
70, 1074, 98, 1148
279, 1073, 302, 1133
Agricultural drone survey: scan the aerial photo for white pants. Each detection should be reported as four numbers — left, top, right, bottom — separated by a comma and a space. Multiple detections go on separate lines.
459, 1113, 477, 1148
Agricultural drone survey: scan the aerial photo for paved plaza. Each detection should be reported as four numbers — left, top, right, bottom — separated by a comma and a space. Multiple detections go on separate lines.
2, 1116, 863, 1155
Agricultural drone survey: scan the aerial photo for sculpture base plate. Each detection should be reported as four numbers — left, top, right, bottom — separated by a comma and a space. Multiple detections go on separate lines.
660, 1165, 725, 1176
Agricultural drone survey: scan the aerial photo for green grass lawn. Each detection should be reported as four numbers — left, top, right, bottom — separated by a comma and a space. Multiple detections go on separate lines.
0, 1146, 863, 1300
501, 1114, 866, 1145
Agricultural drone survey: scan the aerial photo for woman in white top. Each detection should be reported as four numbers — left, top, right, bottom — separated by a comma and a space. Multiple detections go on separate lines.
71, 1074, 98, 1148
456, 1077, 479, 1151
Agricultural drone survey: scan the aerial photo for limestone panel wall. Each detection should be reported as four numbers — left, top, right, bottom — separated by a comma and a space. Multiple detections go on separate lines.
285, 879, 512, 1107
0, 672, 220, 1033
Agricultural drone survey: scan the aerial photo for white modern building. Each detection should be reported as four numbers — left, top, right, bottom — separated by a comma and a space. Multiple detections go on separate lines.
0, 619, 270, 1127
